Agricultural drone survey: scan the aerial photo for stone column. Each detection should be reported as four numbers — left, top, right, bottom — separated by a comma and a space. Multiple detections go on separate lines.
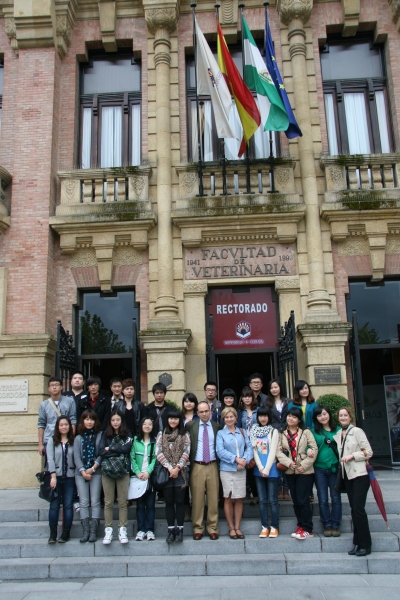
144, 4, 182, 329
183, 281, 208, 399
277, 0, 340, 325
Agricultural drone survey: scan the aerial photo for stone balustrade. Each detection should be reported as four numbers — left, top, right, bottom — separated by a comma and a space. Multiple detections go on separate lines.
320, 154, 400, 210
58, 166, 152, 206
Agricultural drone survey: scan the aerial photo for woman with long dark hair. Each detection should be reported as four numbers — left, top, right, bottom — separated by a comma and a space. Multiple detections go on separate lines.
156, 410, 190, 543
47, 415, 75, 543
276, 407, 318, 540
311, 406, 342, 537
334, 406, 373, 556
131, 417, 157, 541
74, 409, 103, 543
99, 410, 133, 545
238, 386, 259, 505
266, 379, 290, 500
288, 380, 318, 429
182, 393, 199, 425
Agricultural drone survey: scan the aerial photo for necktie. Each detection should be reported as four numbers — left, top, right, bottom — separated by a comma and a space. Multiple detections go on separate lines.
202, 423, 210, 463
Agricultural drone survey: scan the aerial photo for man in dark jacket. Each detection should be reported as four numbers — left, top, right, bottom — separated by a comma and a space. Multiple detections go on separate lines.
65, 371, 88, 422
146, 382, 174, 437
78, 375, 110, 431
249, 372, 268, 407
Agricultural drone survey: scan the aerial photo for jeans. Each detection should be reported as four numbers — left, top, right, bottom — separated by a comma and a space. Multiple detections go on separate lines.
255, 476, 279, 529
49, 476, 75, 528
75, 472, 102, 520
136, 489, 156, 533
286, 474, 314, 533
314, 467, 342, 529
344, 473, 371, 548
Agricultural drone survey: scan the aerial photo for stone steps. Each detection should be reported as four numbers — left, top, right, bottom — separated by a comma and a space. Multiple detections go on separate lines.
0, 551, 398, 580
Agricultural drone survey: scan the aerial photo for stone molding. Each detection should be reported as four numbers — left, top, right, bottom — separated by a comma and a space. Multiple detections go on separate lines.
341, 0, 360, 37
275, 276, 300, 292
183, 281, 208, 297
144, 6, 178, 35
98, 0, 117, 52
277, 0, 313, 26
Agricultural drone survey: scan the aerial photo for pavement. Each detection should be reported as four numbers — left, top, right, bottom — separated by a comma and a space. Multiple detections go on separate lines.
0, 574, 400, 600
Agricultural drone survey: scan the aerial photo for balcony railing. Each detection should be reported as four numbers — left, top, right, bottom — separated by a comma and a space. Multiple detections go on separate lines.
320, 154, 400, 210
176, 158, 298, 204
58, 166, 152, 206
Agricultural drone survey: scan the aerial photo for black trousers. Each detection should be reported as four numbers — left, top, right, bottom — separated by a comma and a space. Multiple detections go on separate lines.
163, 486, 186, 527
286, 474, 314, 533
344, 473, 371, 549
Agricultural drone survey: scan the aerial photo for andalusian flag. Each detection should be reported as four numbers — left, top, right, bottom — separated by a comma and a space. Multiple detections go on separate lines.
195, 18, 237, 140
242, 14, 289, 133
217, 21, 261, 157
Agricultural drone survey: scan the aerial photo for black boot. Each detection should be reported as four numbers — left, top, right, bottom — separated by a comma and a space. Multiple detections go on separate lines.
355, 546, 371, 557
166, 528, 176, 543
89, 518, 99, 543
80, 517, 90, 543
348, 545, 359, 555
58, 526, 71, 543
48, 526, 57, 544
175, 527, 183, 542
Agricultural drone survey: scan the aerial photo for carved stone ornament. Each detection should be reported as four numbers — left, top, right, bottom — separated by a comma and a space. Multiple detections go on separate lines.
328, 166, 344, 190
145, 7, 178, 35
221, 0, 236, 24
338, 238, 369, 257
275, 276, 300, 291
385, 238, 400, 255
5, 17, 19, 55
113, 247, 142, 266
277, 0, 313, 26
389, 0, 400, 25
183, 281, 208, 296
70, 250, 97, 268
56, 15, 72, 59
180, 172, 197, 196
130, 176, 145, 199
275, 168, 290, 187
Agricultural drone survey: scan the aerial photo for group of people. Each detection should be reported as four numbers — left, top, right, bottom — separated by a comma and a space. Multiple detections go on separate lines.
39, 372, 374, 557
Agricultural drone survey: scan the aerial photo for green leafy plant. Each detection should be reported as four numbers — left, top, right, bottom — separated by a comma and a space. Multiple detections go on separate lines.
165, 399, 181, 411
317, 394, 352, 426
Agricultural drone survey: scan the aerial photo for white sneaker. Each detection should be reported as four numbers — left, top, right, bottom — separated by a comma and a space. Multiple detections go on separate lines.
146, 531, 155, 541
103, 527, 113, 545
73, 503, 80, 513
119, 526, 129, 544
136, 530, 145, 541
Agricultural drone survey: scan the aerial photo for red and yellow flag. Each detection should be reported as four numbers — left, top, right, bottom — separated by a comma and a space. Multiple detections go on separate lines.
217, 22, 261, 157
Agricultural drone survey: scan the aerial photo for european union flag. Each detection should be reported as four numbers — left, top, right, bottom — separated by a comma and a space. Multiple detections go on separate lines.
265, 13, 302, 139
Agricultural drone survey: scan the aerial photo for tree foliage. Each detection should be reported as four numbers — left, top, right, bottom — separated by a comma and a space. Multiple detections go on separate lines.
80, 311, 127, 354
317, 394, 352, 426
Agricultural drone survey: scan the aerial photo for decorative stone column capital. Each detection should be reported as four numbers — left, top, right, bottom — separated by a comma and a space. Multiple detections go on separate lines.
389, 0, 400, 31
144, 6, 178, 35
5, 17, 19, 55
276, 0, 313, 26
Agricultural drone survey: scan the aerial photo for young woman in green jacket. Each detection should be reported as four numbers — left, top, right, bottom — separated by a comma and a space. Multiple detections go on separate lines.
310, 406, 342, 537
130, 417, 157, 541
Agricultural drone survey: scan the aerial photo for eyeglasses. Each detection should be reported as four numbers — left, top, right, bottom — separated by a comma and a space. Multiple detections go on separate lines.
198, 410, 210, 414
205, 388, 217, 393
250, 381, 262, 385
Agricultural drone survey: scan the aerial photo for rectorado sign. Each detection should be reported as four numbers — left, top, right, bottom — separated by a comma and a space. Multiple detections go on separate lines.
210, 287, 278, 350
185, 243, 296, 280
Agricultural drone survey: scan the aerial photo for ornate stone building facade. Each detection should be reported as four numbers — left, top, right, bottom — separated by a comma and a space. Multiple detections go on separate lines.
0, 0, 400, 485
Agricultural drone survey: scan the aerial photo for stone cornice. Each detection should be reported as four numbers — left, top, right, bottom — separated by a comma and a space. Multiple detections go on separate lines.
276, 0, 313, 26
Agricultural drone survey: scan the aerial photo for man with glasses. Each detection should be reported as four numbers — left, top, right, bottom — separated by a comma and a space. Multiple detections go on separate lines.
187, 401, 221, 540
38, 377, 77, 461
249, 373, 267, 407
203, 381, 221, 423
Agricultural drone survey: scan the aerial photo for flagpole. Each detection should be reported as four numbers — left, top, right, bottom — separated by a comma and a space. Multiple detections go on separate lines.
264, 1, 277, 193
191, 3, 206, 197
238, 3, 254, 195
215, 3, 230, 196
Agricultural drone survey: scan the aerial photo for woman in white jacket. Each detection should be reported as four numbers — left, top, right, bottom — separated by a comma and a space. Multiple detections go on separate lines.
250, 407, 280, 538
334, 406, 373, 557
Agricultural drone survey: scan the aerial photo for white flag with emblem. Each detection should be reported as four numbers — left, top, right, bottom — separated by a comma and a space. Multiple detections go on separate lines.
195, 18, 237, 140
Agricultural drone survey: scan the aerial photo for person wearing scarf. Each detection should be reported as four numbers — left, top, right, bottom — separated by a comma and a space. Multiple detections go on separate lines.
155, 410, 190, 543
250, 407, 280, 538
276, 406, 318, 540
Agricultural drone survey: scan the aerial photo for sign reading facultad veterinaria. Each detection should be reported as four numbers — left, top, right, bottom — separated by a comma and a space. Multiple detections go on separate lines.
0, 379, 29, 412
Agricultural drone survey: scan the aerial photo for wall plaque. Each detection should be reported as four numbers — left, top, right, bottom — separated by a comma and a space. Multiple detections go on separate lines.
0, 379, 29, 412
159, 373, 172, 388
185, 243, 296, 280
314, 367, 342, 385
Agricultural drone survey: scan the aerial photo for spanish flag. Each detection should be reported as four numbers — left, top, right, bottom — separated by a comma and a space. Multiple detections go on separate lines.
217, 21, 261, 157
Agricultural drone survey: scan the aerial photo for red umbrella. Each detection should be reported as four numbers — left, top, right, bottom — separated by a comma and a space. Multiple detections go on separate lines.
366, 463, 390, 529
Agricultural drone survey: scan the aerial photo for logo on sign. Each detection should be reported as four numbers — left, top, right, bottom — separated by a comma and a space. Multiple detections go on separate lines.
236, 321, 251, 339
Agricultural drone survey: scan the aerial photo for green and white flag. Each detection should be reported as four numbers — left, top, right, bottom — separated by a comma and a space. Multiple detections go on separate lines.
242, 15, 289, 132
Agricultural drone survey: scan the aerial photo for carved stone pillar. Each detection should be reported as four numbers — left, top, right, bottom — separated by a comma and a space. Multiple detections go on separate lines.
277, 0, 340, 325
144, 4, 182, 329
183, 281, 208, 399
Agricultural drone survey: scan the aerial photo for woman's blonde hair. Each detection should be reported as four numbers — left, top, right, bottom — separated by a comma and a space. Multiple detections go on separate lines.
337, 405, 355, 423
221, 407, 238, 422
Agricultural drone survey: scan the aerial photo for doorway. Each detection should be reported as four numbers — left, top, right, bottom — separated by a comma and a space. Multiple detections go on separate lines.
216, 351, 276, 398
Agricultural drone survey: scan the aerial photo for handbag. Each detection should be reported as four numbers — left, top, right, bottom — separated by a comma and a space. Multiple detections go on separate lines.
102, 454, 130, 479
334, 427, 353, 494
276, 448, 289, 472
36, 470, 58, 503
127, 476, 150, 500
151, 460, 170, 490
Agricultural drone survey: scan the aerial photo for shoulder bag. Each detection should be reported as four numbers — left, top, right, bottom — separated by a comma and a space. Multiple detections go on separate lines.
334, 427, 353, 494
